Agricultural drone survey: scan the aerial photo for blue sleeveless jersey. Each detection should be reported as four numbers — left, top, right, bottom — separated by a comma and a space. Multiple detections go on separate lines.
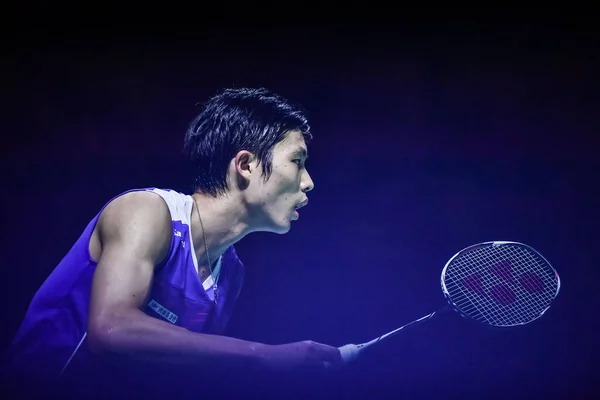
4, 188, 245, 384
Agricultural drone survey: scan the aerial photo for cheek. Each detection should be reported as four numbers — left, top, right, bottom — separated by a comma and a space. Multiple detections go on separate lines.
261, 167, 298, 200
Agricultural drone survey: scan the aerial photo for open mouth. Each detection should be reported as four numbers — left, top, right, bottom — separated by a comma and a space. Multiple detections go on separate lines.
295, 199, 308, 210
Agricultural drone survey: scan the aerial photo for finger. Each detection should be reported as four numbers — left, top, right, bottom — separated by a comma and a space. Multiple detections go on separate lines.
312, 343, 343, 365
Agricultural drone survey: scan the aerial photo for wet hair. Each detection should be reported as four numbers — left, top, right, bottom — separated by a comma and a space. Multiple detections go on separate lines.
184, 87, 311, 196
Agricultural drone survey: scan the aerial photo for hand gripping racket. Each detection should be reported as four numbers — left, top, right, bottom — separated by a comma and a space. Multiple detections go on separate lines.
333, 241, 561, 364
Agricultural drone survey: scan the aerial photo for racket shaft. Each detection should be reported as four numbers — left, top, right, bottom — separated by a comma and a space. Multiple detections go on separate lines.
362, 310, 438, 348
333, 310, 439, 364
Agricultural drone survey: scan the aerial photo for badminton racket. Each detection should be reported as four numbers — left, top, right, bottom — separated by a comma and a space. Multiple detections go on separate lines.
332, 240, 561, 364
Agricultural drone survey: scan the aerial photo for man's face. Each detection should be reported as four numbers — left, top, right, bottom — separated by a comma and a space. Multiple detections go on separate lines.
245, 130, 314, 233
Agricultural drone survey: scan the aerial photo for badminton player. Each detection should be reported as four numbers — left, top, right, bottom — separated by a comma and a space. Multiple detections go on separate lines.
3, 88, 342, 396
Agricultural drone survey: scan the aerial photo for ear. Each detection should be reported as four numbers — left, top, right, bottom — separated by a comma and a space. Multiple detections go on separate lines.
233, 150, 256, 181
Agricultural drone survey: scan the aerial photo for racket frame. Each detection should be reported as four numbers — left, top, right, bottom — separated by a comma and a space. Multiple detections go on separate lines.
333, 240, 561, 364
440, 240, 561, 328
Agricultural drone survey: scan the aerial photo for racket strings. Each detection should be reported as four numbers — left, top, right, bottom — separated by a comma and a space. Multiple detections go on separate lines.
444, 244, 558, 327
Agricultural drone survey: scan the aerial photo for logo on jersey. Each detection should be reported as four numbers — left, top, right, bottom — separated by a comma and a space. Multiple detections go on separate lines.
147, 299, 178, 324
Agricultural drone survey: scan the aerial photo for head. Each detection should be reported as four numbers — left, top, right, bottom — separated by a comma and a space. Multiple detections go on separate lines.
184, 87, 314, 233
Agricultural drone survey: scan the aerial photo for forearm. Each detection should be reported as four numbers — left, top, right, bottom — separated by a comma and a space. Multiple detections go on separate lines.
87, 309, 267, 370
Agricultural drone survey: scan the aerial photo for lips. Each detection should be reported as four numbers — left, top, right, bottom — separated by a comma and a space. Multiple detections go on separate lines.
295, 199, 308, 210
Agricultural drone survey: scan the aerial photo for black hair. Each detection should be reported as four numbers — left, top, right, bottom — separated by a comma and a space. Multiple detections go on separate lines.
184, 87, 311, 197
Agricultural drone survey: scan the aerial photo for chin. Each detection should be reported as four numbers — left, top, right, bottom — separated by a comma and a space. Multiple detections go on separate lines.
257, 214, 293, 234
269, 219, 292, 234
273, 224, 292, 235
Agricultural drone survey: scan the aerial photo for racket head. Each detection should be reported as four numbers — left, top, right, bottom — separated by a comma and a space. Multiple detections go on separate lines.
440, 241, 560, 328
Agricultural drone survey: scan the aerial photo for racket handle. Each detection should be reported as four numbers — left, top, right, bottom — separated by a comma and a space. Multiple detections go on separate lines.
323, 343, 361, 368
338, 343, 361, 363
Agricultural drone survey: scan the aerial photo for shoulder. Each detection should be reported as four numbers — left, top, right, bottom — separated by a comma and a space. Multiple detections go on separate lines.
100, 190, 171, 222
96, 190, 173, 259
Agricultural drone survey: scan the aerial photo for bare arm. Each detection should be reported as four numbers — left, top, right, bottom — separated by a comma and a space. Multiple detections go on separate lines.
86, 191, 266, 370
86, 191, 342, 373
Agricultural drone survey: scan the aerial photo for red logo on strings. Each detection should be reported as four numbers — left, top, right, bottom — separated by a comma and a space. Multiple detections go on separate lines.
461, 261, 545, 306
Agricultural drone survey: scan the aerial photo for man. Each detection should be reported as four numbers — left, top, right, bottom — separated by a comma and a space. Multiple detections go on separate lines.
3, 87, 343, 396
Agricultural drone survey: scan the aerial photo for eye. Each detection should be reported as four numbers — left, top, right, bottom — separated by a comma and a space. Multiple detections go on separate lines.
292, 159, 302, 166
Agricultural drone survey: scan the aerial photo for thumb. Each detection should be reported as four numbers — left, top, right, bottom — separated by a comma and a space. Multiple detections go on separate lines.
316, 344, 343, 366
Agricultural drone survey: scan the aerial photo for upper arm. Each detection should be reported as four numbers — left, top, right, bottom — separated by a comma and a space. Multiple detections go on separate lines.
88, 191, 172, 335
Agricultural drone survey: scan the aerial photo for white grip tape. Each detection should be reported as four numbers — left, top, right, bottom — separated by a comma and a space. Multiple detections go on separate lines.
322, 343, 360, 368
338, 343, 360, 363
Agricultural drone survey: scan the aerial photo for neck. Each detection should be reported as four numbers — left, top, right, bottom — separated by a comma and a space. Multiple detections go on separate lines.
190, 191, 251, 265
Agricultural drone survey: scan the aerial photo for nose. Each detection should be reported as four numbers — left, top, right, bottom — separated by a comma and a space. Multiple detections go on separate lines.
301, 169, 314, 193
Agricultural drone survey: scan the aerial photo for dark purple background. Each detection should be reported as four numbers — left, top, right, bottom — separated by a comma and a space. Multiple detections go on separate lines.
3, 17, 598, 399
